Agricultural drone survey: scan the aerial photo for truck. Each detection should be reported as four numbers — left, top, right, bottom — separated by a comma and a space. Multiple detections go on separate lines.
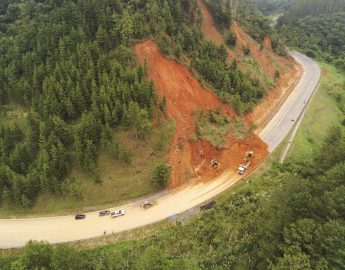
111, 209, 125, 218
237, 151, 254, 175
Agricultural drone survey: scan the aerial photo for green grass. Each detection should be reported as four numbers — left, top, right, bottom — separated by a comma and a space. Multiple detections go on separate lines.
240, 55, 275, 88
287, 62, 345, 161
0, 119, 175, 218
192, 110, 251, 148
0, 104, 28, 126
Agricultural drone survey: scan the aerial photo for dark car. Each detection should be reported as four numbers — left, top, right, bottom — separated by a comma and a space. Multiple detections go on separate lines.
200, 200, 216, 210
75, 214, 86, 220
99, 210, 110, 217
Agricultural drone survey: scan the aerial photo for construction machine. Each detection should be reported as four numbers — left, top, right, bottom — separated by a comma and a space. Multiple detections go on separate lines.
211, 159, 220, 170
140, 199, 158, 209
237, 151, 254, 175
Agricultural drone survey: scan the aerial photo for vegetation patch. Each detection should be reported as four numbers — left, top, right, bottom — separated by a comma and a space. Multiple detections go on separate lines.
288, 63, 345, 161
2, 125, 345, 269
192, 109, 252, 148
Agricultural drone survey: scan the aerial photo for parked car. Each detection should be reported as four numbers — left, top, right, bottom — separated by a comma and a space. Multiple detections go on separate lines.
99, 210, 110, 216
75, 214, 86, 220
111, 209, 125, 218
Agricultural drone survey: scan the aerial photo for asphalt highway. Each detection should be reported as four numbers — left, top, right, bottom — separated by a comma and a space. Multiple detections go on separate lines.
260, 52, 321, 151
0, 52, 321, 248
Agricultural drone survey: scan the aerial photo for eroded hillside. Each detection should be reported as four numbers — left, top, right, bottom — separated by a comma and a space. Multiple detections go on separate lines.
197, 0, 302, 129
136, 41, 268, 187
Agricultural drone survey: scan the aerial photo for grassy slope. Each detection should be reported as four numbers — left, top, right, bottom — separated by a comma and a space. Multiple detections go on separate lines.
0, 119, 175, 217
287, 62, 345, 161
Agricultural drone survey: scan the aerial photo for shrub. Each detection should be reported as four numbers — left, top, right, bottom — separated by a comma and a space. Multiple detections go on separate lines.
226, 32, 237, 47
274, 70, 281, 79
244, 46, 251, 55
153, 163, 171, 187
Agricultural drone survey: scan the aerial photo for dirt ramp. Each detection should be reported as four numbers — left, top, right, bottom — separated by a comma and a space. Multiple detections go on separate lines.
135, 40, 268, 187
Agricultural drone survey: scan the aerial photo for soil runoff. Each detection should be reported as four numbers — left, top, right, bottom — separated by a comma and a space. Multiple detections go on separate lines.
0, 52, 320, 249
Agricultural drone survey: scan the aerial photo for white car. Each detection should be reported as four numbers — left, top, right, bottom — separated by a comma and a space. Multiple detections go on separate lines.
111, 209, 125, 218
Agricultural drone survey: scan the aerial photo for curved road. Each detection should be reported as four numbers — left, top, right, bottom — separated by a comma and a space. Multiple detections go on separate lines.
0, 52, 320, 249
260, 52, 321, 151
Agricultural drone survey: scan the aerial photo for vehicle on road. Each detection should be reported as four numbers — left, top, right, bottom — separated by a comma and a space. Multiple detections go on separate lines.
238, 151, 254, 175
140, 200, 158, 209
75, 214, 86, 220
111, 210, 125, 218
200, 200, 216, 210
99, 210, 110, 216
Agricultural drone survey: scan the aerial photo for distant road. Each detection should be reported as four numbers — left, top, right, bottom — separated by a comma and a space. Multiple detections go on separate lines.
0, 52, 321, 248
260, 52, 321, 152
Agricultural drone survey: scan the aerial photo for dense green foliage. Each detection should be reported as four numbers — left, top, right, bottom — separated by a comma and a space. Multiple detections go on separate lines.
0, 0, 161, 207
0, 0, 276, 208
152, 163, 171, 187
204, 0, 287, 56
1, 127, 345, 269
280, 0, 345, 22
280, 12, 345, 70
251, 0, 293, 14
278, 0, 345, 70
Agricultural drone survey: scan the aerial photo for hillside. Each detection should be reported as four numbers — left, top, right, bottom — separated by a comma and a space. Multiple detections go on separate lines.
279, 0, 345, 22
1, 0, 345, 268
197, 0, 301, 129
135, 40, 268, 187
278, 0, 345, 71
0, 0, 296, 214
251, 0, 293, 14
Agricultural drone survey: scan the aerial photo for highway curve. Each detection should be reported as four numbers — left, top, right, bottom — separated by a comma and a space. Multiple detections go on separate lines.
0, 53, 320, 249
260, 52, 321, 151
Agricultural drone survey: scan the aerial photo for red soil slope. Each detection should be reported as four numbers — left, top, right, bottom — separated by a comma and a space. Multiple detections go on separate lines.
197, 0, 302, 129
135, 40, 268, 187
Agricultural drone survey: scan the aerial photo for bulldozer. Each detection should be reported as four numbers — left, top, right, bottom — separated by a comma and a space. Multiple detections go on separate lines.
211, 159, 220, 171
237, 151, 254, 175
140, 199, 158, 209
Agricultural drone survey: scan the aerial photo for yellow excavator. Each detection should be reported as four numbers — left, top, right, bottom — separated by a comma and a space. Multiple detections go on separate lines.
211, 159, 220, 171
238, 151, 254, 175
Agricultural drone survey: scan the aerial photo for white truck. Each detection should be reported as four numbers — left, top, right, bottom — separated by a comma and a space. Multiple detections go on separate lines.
237, 151, 254, 175
111, 209, 125, 218
238, 161, 251, 175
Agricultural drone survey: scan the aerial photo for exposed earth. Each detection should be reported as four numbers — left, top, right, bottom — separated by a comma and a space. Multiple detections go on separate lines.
135, 40, 268, 188
196, 0, 302, 130
134, 0, 302, 188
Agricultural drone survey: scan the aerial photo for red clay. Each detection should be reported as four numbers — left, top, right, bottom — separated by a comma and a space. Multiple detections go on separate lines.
196, 0, 236, 62
263, 35, 273, 50
196, 0, 302, 129
135, 40, 268, 187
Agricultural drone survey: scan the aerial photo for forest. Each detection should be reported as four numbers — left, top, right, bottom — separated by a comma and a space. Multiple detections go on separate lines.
205, 0, 286, 56
0, 0, 273, 208
251, 0, 293, 14
1, 124, 344, 269
278, 0, 345, 70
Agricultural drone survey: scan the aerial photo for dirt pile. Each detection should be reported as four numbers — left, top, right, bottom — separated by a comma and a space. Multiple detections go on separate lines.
135, 40, 268, 187
197, 0, 302, 130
